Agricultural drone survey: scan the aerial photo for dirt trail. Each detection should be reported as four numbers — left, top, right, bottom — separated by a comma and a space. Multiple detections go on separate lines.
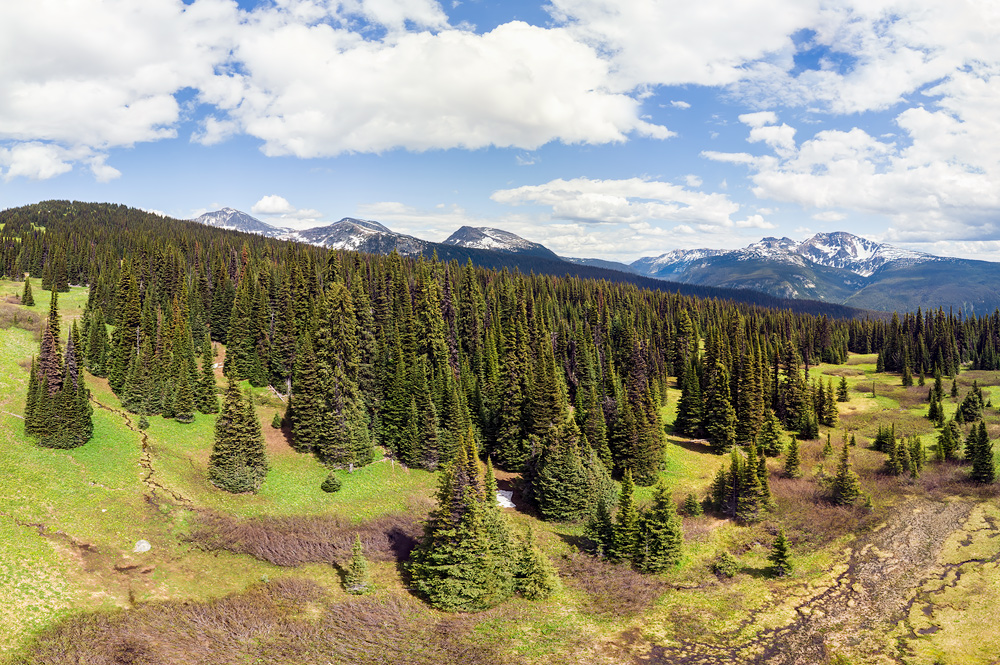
90, 397, 193, 508
630, 498, 983, 664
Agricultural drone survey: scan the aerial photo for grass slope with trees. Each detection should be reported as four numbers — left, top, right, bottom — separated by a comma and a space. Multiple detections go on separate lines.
0, 201, 999, 664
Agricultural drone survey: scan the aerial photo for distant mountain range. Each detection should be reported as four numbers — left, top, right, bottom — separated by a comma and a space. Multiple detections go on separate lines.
190, 209, 1000, 314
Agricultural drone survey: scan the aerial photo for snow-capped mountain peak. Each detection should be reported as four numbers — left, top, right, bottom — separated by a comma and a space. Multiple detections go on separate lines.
191, 208, 287, 237
796, 231, 931, 277
443, 226, 559, 259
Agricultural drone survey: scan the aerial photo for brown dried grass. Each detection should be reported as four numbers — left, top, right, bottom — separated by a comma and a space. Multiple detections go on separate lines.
556, 552, 669, 616
185, 512, 422, 566
17, 579, 503, 665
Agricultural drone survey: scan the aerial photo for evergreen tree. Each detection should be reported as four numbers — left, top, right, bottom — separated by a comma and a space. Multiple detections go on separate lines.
583, 492, 615, 558
608, 469, 640, 563
409, 432, 517, 612
21, 278, 34, 306
783, 436, 802, 478
759, 409, 784, 456
832, 442, 861, 505
674, 356, 702, 436
172, 363, 195, 423
937, 419, 961, 461
822, 433, 833, 457
636, 479, 684, 573
344, 535, 371, 594
195, 332, 220, 414
290, 334, 323, 454
704, 360, 737, 454
531, 415, 612, 522
317, 359, 374, 469
208, 377, 268, 493
970, 422, 995, 483
514, 526, 560, 600
836, 376, 849, 402
768, 529, 792, 578
683, 493, 703, 517
736, 442, 765, 523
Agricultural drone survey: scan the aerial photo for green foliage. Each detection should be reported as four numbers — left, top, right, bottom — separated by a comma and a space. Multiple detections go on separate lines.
409, 431, 517, 612
530, 415, 613, 522
514, 527, 560, 601
704, 360, 737, 454
635, 479, 683, 573
20, 278, 34, 306
969, 422, 995, 484
768, 529, 792, 578
836, 376, 849, 402
208, 378, 269, 493
832, 442, 861, 506
682, 493, 703, 517
321, 473, 342, 493
607, 469, 640, 563
783, 436, 801, 478
759, 409, 785, 457
343, 535, 370, 594
712, 551, 741, 578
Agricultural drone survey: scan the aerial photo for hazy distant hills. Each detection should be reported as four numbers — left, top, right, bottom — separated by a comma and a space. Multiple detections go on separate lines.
190, 208, 1000, 314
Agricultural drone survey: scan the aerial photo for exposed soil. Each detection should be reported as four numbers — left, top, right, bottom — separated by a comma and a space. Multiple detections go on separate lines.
90, 398, 193, 508
618, 497, 982, 664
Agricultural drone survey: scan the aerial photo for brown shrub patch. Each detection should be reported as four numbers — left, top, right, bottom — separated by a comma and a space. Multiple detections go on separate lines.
556, 552, 668, 616
0, 303, 41, 335
20, 579, 502, 665
186, 512, 422, 566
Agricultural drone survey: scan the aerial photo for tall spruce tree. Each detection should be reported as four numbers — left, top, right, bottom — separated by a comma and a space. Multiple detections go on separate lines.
21, 277, 34, 306
832, 442, 861, 505
635, 479, 684, 573
704, 360, 737, 454
608, 469, 640, 563
208, 377, 268, 493
970, 422, 995, 483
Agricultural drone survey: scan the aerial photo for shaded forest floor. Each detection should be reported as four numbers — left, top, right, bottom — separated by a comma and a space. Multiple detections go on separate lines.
2, 279, 1000, 664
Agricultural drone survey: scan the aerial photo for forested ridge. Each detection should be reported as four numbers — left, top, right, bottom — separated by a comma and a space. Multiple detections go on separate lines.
2, 201, 997, 476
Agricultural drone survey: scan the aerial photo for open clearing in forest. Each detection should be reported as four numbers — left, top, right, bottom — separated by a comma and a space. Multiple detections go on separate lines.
3, 280, 1000, 664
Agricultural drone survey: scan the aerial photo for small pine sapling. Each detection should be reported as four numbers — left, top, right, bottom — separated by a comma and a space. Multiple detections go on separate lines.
822, 433, 833, 457
321, 473, 343, 493
712, 551, 740, 578
344, 535, 370, 594
768, 529, 792, 578
784, 437, 802, 478
683, 493, 703, 517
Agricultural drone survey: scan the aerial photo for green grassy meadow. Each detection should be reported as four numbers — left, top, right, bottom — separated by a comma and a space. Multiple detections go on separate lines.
4, 280, 1000, 663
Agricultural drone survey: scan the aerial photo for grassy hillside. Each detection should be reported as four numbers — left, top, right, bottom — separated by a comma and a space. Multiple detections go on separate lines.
3, 280, 1000, 664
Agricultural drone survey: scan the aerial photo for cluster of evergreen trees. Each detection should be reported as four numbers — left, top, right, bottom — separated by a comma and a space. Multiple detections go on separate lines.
708, 440, 773, 522
408, 433, 558, 611
674, 320, 838, 452
24, 290, 93, 449
584, 471, 684, 572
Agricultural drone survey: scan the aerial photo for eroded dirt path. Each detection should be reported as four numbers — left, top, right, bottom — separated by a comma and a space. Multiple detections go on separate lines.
90, 397, 193, 508
629, 498, 986, 664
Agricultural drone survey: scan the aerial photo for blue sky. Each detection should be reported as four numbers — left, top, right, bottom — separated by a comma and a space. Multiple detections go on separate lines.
2, 0, 999, 262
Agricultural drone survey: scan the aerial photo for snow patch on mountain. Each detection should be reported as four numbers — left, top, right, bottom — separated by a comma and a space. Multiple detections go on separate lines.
444, 226, 559, 259
632, 231, 935, 279
192, 208, 287, 237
